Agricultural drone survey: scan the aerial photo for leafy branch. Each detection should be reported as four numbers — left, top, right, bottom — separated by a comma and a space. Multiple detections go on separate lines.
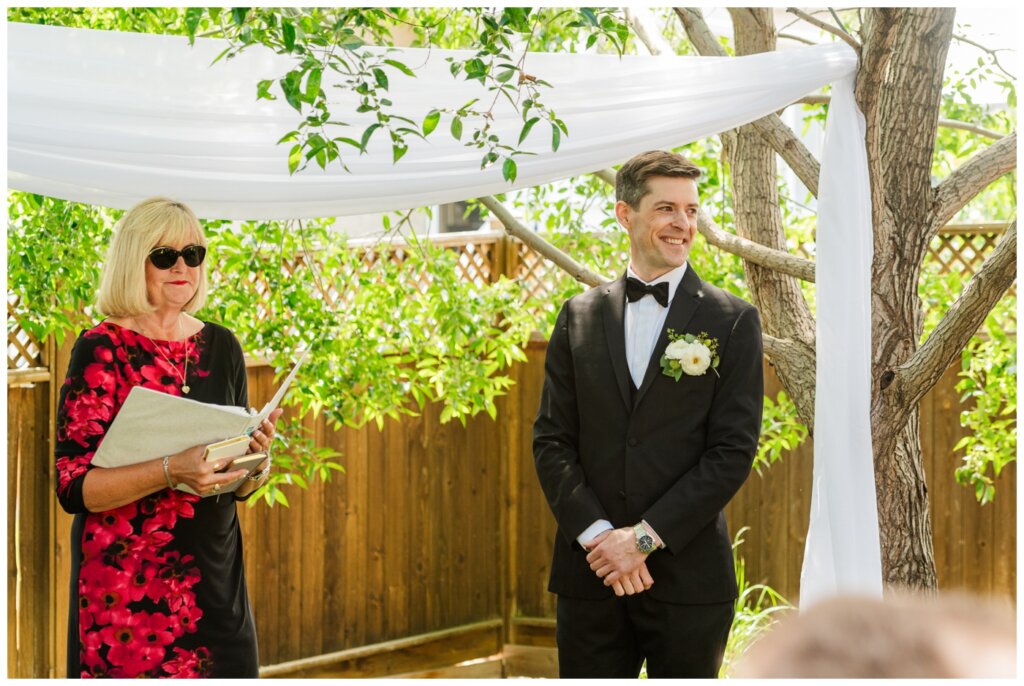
183, 7, 629, 182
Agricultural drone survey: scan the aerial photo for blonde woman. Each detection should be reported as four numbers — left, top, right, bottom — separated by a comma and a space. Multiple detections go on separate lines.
55, 197, 282, 677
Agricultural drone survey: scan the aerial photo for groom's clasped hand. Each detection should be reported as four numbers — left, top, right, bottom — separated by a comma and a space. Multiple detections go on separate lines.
585, 528, 654, 596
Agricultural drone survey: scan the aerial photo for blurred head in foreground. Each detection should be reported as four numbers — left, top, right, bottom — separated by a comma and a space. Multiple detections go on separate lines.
733, 592, 1015, 678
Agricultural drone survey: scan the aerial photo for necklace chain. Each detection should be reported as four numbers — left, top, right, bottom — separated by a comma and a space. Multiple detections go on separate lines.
139, 315, 191, 394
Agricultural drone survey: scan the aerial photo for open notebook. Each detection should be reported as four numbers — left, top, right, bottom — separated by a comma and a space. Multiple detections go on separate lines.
91, 345, 309, 470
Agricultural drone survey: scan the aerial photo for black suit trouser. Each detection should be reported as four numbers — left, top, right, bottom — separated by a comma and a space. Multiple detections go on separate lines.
556, 593, 734, 678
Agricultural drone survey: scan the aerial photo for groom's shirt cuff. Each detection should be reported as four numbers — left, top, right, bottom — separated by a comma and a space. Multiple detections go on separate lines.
577, 519, 613, 548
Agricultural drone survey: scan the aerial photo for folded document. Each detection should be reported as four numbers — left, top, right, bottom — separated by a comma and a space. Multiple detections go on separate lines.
92, 347, 308, 470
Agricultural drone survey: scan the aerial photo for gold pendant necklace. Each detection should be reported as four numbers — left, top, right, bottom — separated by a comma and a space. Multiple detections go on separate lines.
140, 316, 191, 394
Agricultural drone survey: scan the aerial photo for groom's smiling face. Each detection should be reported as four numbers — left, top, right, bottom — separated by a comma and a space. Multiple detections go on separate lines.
616, 175, 699, 282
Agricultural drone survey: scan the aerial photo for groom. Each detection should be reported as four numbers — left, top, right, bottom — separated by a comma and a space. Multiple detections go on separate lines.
533, 150, 763, 678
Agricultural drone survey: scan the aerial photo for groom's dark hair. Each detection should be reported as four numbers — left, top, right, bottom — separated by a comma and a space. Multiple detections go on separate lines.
616, 150, 702, 209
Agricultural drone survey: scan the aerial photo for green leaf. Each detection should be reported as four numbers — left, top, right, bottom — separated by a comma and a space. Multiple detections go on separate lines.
359, 123, 382, 152
580, 7, 598, 26
339, 34, 365, 50
282, 20, 296, 51
333, 136, 362, 150
518, 117, 540, 145
502, 157, 517, 183
257, 79, 276, 101
464, 58, 487, 80
586, 33, 598, 50
184, 7, 203, 41
393, 144, 408, 163
372, 67, 389, 90
383, 58, 416, 77
551, 122, 561, 151
279, 73, 304, 112
288, 144, 303, 174
451, 116, 463, 140
231, 7, 249, 27
211, 45, 233, 65
422, 110, 441, 136
304, 67, 322, 103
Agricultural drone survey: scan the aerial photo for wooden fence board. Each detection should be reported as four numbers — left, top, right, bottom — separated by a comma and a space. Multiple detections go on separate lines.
8, 338, 1016, 676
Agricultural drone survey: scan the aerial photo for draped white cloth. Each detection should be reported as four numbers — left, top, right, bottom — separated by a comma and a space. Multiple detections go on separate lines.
7, 22, 883, 605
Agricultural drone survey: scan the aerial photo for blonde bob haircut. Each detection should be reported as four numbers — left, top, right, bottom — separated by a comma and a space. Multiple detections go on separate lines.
96, 197, 209, 317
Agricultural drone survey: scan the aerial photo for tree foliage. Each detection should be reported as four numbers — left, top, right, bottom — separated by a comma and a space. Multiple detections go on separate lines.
6, 7, 1014, 515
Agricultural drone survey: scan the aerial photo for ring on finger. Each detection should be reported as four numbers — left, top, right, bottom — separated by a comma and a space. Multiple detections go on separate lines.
213, 483, 221, 493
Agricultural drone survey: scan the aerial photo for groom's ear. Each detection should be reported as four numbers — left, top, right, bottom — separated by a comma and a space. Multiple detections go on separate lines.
614, 200, 632, 231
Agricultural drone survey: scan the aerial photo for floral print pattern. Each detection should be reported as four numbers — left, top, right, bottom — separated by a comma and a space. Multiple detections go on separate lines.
57, 323, 215, 678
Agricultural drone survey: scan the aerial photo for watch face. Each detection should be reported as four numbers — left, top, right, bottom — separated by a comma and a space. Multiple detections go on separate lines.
638, 534, 655, 553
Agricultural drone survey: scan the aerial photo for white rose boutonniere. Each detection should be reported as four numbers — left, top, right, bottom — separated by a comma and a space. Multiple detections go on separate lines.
660, 329, 720, 381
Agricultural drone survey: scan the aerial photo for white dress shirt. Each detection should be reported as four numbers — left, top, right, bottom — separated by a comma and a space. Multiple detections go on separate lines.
576, 263, 687, 549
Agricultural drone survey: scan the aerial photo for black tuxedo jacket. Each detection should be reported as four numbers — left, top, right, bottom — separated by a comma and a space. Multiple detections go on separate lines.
533, 265, 763, 604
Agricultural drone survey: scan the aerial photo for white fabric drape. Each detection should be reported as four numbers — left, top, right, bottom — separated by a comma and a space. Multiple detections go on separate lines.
800, 75, 883, 608
7, 22, 883, 605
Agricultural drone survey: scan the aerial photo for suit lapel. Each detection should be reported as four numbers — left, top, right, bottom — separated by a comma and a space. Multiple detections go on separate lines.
601, 275, 632, 410
634, 264, 705, 406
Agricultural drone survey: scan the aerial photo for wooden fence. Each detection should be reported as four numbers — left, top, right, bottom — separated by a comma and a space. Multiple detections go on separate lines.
7, 225, 1015, 677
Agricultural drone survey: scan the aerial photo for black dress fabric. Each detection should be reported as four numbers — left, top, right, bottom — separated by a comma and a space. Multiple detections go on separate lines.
55, 320, 258, 678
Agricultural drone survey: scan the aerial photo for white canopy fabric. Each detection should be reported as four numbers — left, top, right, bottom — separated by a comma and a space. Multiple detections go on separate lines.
7, 21, 882, 606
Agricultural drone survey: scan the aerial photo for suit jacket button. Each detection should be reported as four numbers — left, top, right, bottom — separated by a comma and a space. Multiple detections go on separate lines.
618, 490, 626, 500
627, 437, 638, 447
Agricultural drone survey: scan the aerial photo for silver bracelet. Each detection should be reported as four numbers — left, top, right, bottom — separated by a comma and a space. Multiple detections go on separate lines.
246, 463, 271, 482
162, 455, 176, 489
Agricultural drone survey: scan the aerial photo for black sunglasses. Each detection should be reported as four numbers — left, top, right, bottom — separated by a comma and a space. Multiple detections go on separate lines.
148, 244, 207, 270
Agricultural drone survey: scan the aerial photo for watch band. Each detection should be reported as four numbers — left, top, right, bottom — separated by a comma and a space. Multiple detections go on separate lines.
633, 523, 656, 554
247, 463, 271, 482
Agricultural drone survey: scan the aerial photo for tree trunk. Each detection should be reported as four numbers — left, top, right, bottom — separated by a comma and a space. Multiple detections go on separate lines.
725, 8, 951, 590
861, 8, 955, 591
674, 7, 993, 594
872, 409, 937, 591
725, 8, 818, 426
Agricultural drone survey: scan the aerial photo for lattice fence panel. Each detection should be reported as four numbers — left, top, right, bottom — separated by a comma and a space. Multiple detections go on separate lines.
7, 295, 46, 370
9, 228, 1013, 371
929, 231, 1003, 275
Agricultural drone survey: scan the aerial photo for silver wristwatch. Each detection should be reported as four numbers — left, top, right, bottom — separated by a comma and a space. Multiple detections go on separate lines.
633, 523, 657, 554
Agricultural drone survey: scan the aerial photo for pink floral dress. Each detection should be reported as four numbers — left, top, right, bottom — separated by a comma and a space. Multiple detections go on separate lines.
56, 321, 258, 678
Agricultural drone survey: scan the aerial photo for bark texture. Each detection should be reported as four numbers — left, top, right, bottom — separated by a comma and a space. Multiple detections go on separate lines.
862, 8, 958, 590
725, 8, 818, 426
672, 7, 1018, 591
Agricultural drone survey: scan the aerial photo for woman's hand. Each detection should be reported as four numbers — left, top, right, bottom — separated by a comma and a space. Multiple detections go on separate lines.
169, 444, 249, 496
248, 408, 284, 455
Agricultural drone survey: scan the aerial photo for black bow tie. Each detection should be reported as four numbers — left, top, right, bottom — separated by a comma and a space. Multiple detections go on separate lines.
625, 277, 670, 307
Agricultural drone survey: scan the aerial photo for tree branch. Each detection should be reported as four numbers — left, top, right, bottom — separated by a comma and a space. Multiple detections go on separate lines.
674, 8, 728, 56
939, 119, 1007, 140
477, 196, 611, 288
624, 7, 672, 56
952, 32, 1016, 81
762, 333, 794, 362
674, 7, 822, 197
595, 167, 816, 281
931, 131, 1017, 233
777, 31, 816, 45
785, 7, 861, 50
593, 167, 617, 187
697, 211, 815, 282
791, 95, 1006, 140
795, 94, 830, 106
761, 333, 817, 429
893, 220, 1016, 410
749, 117, 821, 197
